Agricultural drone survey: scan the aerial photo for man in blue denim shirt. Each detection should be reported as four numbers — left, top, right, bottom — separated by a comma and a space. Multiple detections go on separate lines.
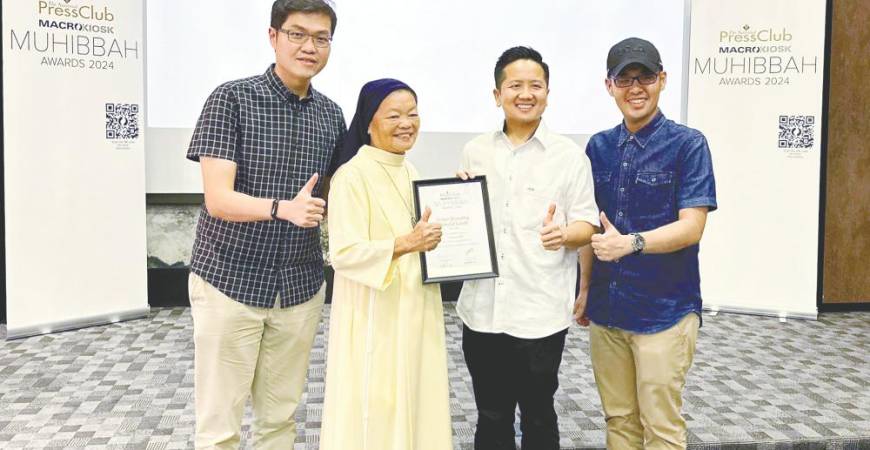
574, 38, 717, 450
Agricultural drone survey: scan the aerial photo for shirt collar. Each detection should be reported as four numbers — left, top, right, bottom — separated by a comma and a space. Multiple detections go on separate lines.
497, 119, 552, 150
264, 64, 314, 105
617, 110, 666, 149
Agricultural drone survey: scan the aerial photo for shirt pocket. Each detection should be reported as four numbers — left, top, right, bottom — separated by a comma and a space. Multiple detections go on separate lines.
631, 171, 676, 220
517, 183, 558, 231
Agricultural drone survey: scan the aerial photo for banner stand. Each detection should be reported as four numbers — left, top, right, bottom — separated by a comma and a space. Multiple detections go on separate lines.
687, 0, 827, 319
2, 0, 150, 339
7, 308, 150, 340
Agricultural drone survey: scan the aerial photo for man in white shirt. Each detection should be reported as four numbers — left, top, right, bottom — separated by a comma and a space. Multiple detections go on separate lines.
456, 46, 599, 450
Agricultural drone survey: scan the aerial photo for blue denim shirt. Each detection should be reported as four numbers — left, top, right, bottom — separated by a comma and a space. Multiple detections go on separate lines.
585, 111, 717, 334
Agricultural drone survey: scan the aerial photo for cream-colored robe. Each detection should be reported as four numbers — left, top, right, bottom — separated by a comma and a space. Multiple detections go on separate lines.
320, 145, 452, 450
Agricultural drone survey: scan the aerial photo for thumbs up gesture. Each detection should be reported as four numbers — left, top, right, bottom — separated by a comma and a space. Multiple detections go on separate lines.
540, 203, 568, 251
590, 211, 631, 262
278, 173, 327, 228
407, 207, 443, 252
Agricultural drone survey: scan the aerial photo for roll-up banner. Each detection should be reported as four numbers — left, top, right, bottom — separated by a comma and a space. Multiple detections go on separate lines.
688, 0, 826, 318
3, 0, 148, 338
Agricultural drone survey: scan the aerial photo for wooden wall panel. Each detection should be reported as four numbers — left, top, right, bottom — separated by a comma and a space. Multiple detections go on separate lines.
823, 0, 870, 303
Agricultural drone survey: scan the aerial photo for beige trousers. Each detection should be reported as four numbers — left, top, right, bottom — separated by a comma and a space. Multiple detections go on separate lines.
189, 273, 324, 450
589, 313, 699, 450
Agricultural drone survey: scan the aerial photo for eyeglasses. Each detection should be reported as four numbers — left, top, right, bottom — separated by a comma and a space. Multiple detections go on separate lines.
610, 73, 659, 88
277, 28, 332, 48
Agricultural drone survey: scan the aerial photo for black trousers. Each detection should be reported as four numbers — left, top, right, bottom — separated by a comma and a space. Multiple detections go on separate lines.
462, 325, 568, 450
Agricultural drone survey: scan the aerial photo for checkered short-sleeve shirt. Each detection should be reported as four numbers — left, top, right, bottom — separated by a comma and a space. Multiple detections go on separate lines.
186, 64, 346, 308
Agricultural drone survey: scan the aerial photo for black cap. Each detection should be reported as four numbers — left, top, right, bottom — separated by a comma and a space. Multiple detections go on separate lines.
606, 37, 663, 77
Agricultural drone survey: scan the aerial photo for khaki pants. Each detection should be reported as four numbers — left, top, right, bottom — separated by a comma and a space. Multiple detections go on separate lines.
589, 313, 699, 450
189, 273, 324, 450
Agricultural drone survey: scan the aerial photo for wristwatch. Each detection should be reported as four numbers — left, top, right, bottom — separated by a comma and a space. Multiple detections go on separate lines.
630, 232, 646, 254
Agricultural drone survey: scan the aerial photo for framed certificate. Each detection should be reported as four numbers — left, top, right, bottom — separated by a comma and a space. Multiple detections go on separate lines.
412, 176, 499, 284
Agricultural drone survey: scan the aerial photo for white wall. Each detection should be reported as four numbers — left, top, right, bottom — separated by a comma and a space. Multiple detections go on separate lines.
145, 0, 688, 193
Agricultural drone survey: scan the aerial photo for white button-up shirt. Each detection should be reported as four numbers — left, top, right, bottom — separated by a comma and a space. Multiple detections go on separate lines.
456, 122, 600, 339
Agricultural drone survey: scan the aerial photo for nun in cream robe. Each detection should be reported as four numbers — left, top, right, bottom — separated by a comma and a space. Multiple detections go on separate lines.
319, 80, 452, 450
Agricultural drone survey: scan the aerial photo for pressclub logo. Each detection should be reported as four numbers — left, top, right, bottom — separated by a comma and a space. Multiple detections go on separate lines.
720, 24, 792, 43
38, 0, 116, 22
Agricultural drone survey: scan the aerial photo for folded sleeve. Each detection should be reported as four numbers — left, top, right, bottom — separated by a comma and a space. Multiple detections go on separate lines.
187, 84, 239, 163
677, 132, 718, 212
566, 153, 601, 227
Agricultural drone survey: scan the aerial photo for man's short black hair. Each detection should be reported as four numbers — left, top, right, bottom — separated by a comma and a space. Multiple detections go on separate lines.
494, 46, 550, 88
271, 0, 337, 35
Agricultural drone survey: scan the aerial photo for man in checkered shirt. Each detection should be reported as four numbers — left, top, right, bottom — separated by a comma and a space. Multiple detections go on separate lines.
184, 1, 345, 448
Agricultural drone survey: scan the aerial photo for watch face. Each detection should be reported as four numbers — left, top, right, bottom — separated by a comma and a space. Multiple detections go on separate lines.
633, 234, 644, 252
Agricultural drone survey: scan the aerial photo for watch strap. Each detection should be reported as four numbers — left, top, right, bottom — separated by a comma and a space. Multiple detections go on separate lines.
270, 199, 281, 220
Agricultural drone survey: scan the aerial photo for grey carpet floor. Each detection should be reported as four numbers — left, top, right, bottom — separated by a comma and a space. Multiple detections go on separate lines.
1, 304, 868, 449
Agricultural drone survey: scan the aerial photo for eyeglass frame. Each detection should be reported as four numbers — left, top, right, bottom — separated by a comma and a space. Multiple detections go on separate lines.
609, 72, 660, 88
276, 27, 332, 48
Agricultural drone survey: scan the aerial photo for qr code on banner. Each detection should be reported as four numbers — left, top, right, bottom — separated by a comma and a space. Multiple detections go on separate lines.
778, 115, 814, 149
105, 103, 139, 140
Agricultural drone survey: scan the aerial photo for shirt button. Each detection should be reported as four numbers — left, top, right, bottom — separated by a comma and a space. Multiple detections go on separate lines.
651, 177, 657, 182
619, 187, 625, 192
505, 202, 509, 207
622, 162, 628, 167
618, 211, 624, 217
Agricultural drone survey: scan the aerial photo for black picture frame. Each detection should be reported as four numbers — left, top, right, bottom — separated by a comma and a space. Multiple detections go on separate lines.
412, 176, 499, 284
